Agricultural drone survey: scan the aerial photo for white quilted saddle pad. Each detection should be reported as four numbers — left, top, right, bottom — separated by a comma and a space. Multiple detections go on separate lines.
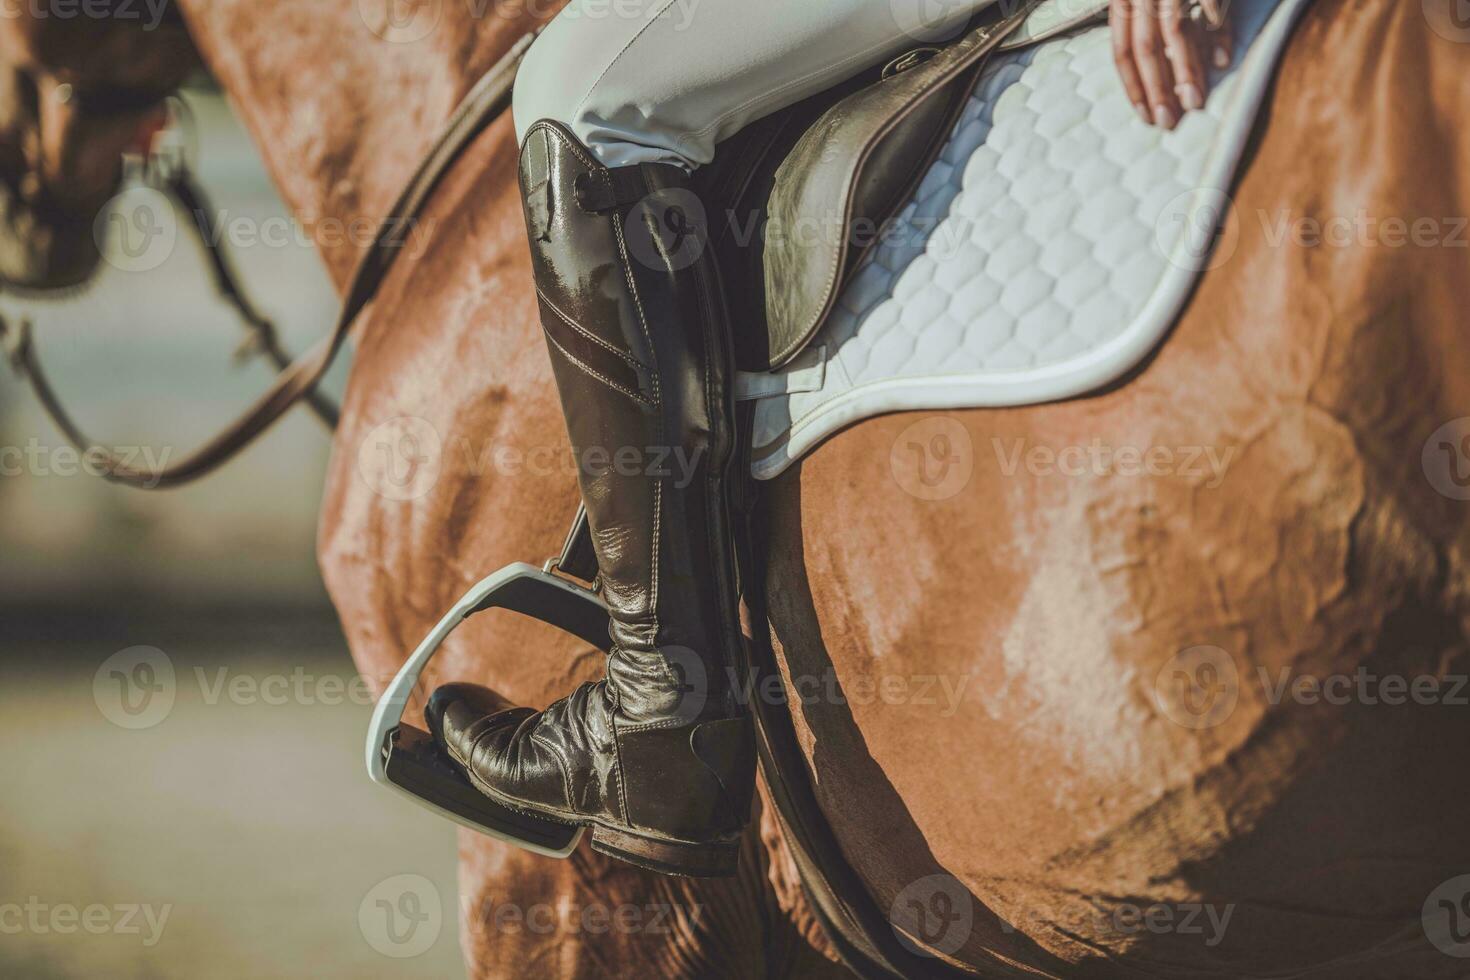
737, 0, 1315, 480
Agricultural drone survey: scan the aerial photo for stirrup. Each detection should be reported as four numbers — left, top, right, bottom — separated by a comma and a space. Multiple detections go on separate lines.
365, 560, 610, 858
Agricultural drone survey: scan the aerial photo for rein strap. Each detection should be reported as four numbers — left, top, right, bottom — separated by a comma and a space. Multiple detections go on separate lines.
2, 30, 535, 490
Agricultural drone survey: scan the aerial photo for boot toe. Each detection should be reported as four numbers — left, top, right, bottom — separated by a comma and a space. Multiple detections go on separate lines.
426, 683, 519, 755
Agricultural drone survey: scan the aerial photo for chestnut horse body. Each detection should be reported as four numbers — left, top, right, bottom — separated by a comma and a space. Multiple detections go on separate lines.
42, 0, 1470, 974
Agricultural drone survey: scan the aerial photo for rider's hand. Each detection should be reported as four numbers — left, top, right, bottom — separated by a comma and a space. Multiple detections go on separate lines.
1111, 0, 1232, 130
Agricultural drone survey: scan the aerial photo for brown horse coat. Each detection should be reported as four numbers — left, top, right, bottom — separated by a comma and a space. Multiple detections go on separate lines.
143, 0, 1470, 974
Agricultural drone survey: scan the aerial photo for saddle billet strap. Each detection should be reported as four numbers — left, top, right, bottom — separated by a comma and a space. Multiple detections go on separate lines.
2, 29, 539, 490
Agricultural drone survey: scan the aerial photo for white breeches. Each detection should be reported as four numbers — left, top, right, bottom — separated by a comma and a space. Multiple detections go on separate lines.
512, 0, 994, 169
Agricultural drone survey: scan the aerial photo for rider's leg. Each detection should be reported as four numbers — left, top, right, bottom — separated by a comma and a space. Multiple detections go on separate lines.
428, 0, 989, 877
511, 0, 986, 169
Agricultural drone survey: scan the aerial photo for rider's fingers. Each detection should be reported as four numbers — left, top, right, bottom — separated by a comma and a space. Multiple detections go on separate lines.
1205, 13, 1228, 69
1132, 0, 1181, 129
1193, 0, 1228, 67
1110, 0, 1150, 124
1160, 0, 1205, 113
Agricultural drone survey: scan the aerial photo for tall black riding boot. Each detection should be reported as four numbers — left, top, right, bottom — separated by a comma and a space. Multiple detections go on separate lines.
426, 121, 754, 877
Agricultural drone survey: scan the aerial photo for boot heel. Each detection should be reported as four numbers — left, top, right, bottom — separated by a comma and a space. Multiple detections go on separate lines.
590, 825, 740, 878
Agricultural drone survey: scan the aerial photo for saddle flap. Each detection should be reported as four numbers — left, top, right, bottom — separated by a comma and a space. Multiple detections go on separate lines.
759, 2, 1045, 371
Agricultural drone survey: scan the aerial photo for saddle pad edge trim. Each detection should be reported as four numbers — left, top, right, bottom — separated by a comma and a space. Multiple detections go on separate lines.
749, 0, 1318, 482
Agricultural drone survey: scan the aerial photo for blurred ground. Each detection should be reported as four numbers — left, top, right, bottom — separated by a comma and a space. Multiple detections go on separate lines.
2, 625, 463, 978
1, 89, 467, 977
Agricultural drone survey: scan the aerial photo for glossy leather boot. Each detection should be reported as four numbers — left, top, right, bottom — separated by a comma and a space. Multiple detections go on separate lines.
426, 121, 754, 877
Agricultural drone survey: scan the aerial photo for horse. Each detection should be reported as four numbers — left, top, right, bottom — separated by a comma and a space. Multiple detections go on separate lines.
3, 0, 1468, 975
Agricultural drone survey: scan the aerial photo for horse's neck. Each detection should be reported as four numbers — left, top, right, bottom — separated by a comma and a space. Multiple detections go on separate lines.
179, 0, 538, 289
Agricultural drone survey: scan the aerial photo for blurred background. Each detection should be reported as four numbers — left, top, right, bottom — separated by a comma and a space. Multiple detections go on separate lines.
1, 85, 464, 977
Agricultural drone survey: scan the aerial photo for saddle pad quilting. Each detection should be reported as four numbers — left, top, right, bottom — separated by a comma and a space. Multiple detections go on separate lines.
741, 0, 1315, 479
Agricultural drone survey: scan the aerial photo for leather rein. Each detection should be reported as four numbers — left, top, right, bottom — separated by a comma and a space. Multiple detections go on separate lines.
0, 31, 534, 490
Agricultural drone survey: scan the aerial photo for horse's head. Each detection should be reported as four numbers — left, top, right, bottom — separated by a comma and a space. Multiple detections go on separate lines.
0, 1, 197, 291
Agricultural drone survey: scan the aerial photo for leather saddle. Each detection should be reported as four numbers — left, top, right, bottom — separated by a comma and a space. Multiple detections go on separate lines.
696, 0, 1107, 373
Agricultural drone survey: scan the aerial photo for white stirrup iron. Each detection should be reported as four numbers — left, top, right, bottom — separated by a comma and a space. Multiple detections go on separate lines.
365, 562, 611, 859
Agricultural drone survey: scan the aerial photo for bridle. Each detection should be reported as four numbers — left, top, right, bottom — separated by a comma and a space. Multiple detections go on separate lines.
0, 32, 536, 489
3, 122, 344, 435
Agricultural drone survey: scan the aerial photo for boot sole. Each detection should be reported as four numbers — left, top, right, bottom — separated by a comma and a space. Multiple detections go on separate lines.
590, 824, 740, 878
